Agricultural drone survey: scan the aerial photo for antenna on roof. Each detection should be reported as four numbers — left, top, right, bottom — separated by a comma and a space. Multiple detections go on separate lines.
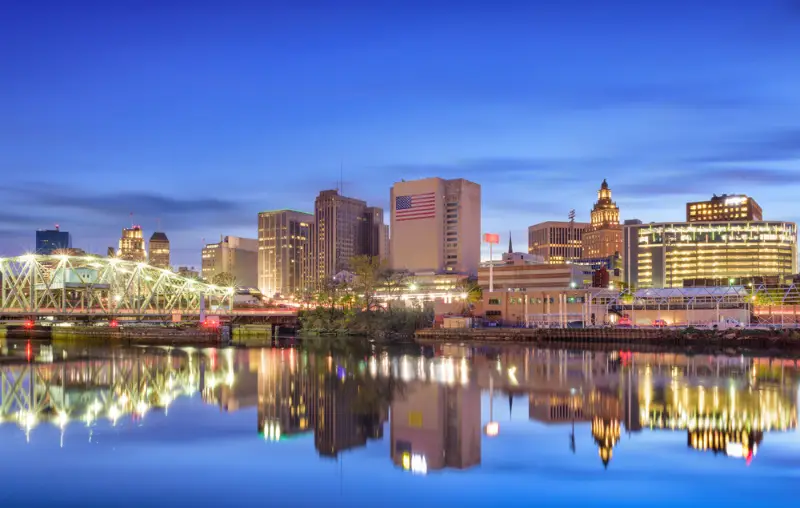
130, 211, 134, 228
340, 159, 344, 196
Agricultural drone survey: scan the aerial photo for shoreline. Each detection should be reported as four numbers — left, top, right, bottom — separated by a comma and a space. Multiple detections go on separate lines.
415, 327, 800, 355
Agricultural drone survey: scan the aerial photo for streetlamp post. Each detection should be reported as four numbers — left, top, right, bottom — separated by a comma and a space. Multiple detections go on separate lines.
484, 233, 500, 292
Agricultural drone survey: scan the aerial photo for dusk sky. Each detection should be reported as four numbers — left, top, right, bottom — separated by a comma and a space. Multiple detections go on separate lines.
2, 0, 800, 266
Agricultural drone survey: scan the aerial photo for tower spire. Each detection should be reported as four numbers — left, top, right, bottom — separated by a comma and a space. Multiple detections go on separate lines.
508, 231, 513, 254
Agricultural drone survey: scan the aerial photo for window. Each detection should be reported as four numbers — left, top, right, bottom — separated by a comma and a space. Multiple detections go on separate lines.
488, 298, 500, 305
486, 310, 501, 316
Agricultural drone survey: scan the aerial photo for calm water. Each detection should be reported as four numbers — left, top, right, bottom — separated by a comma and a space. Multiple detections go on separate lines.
1, 338, 799, 507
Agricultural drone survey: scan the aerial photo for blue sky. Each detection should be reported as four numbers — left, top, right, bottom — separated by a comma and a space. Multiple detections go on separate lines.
2, 0, 800, 265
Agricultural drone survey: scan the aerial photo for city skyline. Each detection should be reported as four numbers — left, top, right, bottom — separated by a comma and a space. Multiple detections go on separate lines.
2, 1, 800, 265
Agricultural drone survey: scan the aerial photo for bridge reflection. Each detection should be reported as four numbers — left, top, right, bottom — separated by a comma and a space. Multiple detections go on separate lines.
2, 341, 797, 470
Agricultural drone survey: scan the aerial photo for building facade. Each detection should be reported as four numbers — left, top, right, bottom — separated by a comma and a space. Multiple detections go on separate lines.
35, 227, 72, 254
582, 179, 622, 258
118, 226, 146, 262
257, 210, 314, 298
623, 221, 798, 288
363, 206, 389, 263
313, 190, 384, 284
528, 221, 589, 263
201, 235, 259, 288
687, 194, 763, 222
148, 232, 170, 269
390, 177, 481, 275
477, 261, 584, 291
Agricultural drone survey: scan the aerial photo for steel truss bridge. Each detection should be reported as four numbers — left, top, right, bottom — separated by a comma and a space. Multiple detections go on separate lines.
0, 347, 235, 440
0, 254, 234, 320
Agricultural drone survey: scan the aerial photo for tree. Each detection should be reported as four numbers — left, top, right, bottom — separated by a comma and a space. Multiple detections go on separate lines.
455, 277, 482, 316
349, 255, 389, 311
211, 272, 237, 287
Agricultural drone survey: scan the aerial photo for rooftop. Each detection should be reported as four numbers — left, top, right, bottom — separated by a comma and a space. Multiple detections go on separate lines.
150, 232, 169, 242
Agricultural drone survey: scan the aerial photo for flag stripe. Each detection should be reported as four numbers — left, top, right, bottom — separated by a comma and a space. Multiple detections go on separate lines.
395, 192, 438, 222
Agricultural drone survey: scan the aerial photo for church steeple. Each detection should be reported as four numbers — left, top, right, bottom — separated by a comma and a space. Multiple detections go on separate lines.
508, 231, 513, 254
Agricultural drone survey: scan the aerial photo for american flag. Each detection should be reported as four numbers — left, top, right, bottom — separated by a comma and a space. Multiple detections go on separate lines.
395, 192, 436, 221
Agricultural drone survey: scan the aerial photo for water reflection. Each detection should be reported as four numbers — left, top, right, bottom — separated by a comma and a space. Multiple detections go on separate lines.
1, 339, 798, 472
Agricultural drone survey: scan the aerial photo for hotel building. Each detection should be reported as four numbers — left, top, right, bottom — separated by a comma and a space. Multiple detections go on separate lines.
257, 210, 314, 297
623, 221, 798, 288
528, 221, 589, 263
390, 177, 481, 275
147, 232, 170, 269
687, 194, 763, 222
582, 179, 622, 258
118, 226, 146, 262
201, 235, 259, 288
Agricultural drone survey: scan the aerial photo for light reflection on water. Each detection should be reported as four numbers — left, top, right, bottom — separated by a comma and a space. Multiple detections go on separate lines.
1, 339, 799, 506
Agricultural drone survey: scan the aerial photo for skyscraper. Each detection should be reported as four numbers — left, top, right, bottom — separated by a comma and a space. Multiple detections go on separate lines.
148, 232, 170, 269
257, 210, 314, 298
118, 226, 146, 262
313, 190, 384, 283
35, 226, 71, 254
390, 177, 481, 275
582, 179, 622, 258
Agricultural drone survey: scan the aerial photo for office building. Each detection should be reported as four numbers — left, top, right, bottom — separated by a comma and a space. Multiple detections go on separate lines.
118, 226, 146, 262
148, 232, 170, 269
257, 210, 314, 298
258, 349, 312, 439
35, 226, 72, 254
390, 177, 481, 275
623, 221, 798, 288
201, 235, 258, 288
687, 194, 762, 222
528, 221, 589, 263
313, 190, 384, 283
582, 179, 622, 258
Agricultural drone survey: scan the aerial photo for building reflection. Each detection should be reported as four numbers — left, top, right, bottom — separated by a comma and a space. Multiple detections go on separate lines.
390, 381, 481, 472
3, 340, 798, 472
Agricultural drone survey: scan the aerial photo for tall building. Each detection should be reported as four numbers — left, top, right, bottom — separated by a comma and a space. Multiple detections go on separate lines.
201, 236, 258, 288
148, 232, 170, 269
313, 190, 384, 283
390, 177, 481, 275
363, 206, 388, 263
257, 210, 314, 298
582, 179, 622, 258
623, 221, 798, 288
35, 226, 72, 254
118, 226, 146, 262
687, 194, 763, 222
528, 221, 589, 263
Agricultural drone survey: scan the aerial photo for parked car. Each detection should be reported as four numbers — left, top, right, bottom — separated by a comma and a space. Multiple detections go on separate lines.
652, 319, 667, 328
617, 316, 632, 328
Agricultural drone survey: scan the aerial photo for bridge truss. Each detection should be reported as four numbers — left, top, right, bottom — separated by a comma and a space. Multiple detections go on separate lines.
0, 254, 233, 319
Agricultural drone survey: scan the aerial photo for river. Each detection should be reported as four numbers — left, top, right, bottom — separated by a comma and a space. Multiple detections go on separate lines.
1, 338, 798, 507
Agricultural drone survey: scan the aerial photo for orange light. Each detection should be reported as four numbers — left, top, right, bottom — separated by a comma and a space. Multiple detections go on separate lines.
110, 320, 119, 328
23, 320, 34, 329
483, 233, 500, 244
484, 421, 500, 437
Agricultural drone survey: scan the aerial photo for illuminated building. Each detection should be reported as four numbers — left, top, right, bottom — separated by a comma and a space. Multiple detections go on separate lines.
364, 206, 389, 263
528, 221, 589, 264
257, 210, 314, 298
390, 381, 481, 471
390, 177, 481, 276
313, 190, 384, 285
118, 226, 146, 262
35, 226, 72, 254
582, 179, 622, 258
148, 232, 170, 269
201, 236, 258, 287
623, 221, 798, 288
687, 194, 763, 222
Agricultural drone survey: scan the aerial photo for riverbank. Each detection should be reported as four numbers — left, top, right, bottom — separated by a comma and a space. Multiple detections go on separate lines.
415, 327, 800, 355
45, 326, 226, 345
